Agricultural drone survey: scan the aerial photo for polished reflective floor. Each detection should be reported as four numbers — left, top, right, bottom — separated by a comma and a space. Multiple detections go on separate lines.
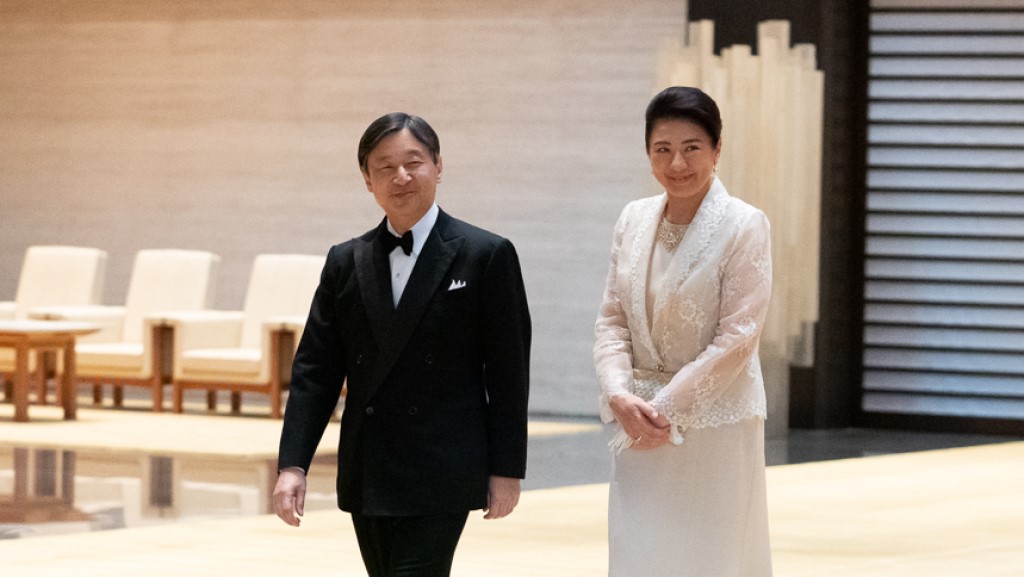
0, 446, 339, 539
0, 398, 1019, 540
521, 418, 1018, 489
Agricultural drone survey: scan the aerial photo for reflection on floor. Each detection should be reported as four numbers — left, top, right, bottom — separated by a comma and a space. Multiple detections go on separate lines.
0, 402, 602, 539
0, 398, 1020, 541
0, 445, 339, 539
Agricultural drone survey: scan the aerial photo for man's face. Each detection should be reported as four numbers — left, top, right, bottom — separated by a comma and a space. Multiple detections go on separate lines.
362, 128, 442, 232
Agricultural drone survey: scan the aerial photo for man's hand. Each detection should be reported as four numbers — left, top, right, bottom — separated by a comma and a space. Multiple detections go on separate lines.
483, 475, 521, 520
273, 467, 307, 527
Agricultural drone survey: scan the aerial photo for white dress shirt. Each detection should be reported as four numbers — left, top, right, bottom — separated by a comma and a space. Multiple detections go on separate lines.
386, 203, 439, 307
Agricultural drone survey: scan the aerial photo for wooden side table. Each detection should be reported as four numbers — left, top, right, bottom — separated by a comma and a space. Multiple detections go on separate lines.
0, 320, 98, 422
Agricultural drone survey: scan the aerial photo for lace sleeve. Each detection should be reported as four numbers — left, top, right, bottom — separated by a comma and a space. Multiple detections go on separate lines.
594, 208, 634, 423
650, 210, 772, 431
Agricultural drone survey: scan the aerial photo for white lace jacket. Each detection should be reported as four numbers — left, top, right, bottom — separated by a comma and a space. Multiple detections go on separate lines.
594, 178, 772, 448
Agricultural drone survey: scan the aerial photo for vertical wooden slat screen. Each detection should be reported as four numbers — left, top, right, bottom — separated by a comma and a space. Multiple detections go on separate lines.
658, 20, 825, 433
863, 0, 1024, 422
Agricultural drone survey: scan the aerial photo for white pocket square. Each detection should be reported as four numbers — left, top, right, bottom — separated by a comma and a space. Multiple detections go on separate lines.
448, 279, 467, 291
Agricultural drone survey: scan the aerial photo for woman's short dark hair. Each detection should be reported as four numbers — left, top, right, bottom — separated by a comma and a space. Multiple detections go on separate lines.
644, 86, 722, 150
358, 112, 441, 172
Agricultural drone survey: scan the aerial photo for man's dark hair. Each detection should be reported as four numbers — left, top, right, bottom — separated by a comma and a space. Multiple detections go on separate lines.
358, 112, 441, 172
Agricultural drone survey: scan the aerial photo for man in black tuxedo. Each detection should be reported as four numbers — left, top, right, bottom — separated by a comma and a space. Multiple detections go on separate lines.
273, 112, 531, 577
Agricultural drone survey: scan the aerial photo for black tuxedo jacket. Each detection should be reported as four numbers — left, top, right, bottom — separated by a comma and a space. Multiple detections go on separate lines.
278, 209, 531, 516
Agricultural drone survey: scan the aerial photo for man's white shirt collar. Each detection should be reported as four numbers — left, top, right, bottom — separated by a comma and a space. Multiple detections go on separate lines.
387, 203, 439, 256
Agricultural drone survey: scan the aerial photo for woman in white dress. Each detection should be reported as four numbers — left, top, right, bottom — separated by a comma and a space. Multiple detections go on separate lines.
594, 86, 773, 576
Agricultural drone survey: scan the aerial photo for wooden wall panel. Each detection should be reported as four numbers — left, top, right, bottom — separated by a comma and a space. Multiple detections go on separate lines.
0, 0, 690, 416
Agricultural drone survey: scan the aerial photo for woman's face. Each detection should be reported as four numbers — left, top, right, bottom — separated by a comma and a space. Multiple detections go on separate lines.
647, 118, 721, 204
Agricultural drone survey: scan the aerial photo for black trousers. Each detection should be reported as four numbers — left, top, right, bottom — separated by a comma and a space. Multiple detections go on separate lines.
350, 510, 471, 577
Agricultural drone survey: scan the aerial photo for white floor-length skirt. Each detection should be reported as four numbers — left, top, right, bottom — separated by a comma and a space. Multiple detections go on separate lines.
608, 418, 772, 577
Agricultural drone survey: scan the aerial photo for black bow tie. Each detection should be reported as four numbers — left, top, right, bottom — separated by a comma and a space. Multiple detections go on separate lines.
382, 230, 414, 256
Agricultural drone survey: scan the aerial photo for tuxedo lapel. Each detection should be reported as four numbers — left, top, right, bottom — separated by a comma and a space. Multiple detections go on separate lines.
354, 220, 395, 346
364, 211, 463, 402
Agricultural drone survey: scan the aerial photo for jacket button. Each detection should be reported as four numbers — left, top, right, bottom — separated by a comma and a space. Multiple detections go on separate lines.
356, 354, 364, 365
365, 406, 374, 415
408, 406, 418, 416
424, 354, 434, 365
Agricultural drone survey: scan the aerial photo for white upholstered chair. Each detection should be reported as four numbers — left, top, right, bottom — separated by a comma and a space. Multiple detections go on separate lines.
0, 246, 107, 321
170, 254, 323, 418
0, 246, 107, 402
38, 249, 220, 411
